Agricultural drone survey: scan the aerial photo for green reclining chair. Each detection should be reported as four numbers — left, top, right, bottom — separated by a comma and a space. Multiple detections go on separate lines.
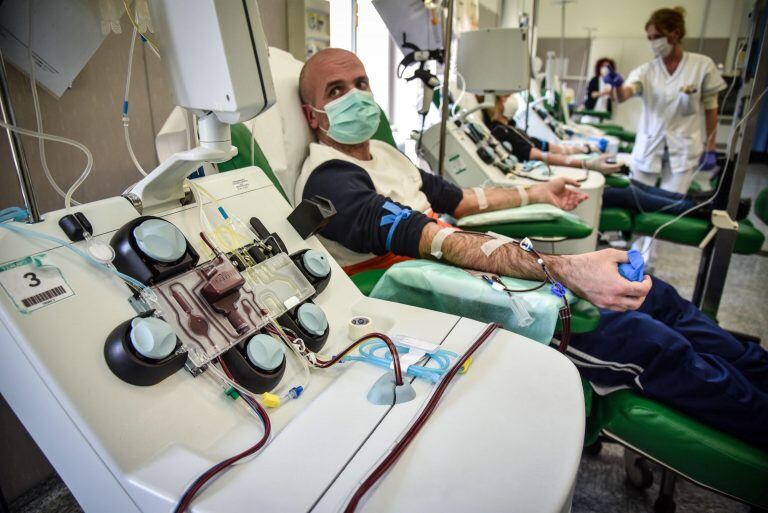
598, 174, 766, 255
220, 115, 767, 513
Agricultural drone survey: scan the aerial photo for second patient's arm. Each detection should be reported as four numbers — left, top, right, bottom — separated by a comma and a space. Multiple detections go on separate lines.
452, 177, 588, 218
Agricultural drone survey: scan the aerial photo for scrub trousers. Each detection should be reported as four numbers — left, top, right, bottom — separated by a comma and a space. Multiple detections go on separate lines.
568, 277, 768, 449
631, 147, 696, 194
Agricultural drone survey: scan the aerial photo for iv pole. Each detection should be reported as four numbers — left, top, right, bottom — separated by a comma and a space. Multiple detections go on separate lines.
692, 0, 767, 319
436, 0, 455, 177
0, 48, 41, 223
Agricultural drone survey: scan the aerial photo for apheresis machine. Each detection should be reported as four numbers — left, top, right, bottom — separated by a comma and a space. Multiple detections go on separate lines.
0, 2, 584, 512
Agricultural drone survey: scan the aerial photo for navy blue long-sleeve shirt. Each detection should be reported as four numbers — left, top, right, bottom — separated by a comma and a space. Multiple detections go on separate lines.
301, 159, 463, 258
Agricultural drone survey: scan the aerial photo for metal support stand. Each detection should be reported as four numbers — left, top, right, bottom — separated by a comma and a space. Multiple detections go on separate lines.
692, 0, 768, 316
654, 470, 677, 513
0, 482, 9, 513
524, 0, 539, 132
436, 0, 455, 178
0, 48, 41, 223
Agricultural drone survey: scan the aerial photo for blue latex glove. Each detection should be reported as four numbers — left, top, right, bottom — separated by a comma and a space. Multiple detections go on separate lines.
618, 250, 645, 282
699, 150, 717, 171
604, 70, 624, 88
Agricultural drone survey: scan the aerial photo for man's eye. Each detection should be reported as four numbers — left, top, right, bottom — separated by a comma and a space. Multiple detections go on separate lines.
358, 79, 369, 90
329, 87, 340, 98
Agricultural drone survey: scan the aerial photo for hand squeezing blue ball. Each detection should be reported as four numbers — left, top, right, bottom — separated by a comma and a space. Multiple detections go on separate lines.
618, 250, 645, 282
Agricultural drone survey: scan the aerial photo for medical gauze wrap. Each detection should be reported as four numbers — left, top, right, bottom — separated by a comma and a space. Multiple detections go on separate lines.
370, 260, 578, 344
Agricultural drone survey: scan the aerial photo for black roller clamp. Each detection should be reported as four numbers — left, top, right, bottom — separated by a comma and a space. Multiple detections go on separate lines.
58, 212, 93, 242
219, 338, 286, 394
276, 301, 329, 353
290, 248, 331, 296
104, 311, 187, 386
110, 216, 199, 286
287, 196, 336, 240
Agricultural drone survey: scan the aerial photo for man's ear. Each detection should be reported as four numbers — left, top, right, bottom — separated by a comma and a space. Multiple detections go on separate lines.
302, 105, 319, 129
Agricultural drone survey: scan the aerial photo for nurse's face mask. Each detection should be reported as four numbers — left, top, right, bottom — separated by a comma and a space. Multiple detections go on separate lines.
308, 89, 381, 145
649, 36, 673, 58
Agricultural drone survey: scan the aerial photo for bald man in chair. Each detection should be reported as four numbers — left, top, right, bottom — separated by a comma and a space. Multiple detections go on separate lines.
293, 48, 768, 448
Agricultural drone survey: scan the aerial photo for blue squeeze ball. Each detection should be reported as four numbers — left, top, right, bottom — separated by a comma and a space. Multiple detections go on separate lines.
618, 250, 645, 282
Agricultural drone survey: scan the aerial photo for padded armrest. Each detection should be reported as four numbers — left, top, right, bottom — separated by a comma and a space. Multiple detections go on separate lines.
349, 268, 387, 297
576, 109, 612, 120
599, 208, 633, 232
468, 217, 593, 239
592, 390, 768, 508
604, 174, 630, 188
634, 213, 765, 254
599, 126, 636, 143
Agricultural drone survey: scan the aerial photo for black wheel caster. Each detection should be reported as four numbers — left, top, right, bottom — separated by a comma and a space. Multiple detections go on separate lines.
654, 495, 676, 513
624, 448, 653, 489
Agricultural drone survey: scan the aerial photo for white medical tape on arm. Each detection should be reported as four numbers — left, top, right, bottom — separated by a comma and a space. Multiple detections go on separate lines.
481, 238, 508, 256
430, 227, 458, 259
472, 187, 489, 210
516, 185, 529, 207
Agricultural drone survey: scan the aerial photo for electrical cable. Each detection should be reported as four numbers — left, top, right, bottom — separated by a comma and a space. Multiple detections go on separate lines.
121, 0, 161, 58
123, 24, 148, 176
342, 323, 501, 513
0, 120, 93, 212
173, 358, 271, 513
640, 84, 768, 256
27, 1, 87, 207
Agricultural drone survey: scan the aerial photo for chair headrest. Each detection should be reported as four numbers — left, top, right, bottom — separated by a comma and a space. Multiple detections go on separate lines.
251, 47, 315, 204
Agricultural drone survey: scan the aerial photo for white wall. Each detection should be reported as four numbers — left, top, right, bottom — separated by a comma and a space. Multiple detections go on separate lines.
529, 0, 754, 133
535, 0, 747, 38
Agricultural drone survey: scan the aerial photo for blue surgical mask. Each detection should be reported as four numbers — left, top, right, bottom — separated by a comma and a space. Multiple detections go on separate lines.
309, 89, 380, 145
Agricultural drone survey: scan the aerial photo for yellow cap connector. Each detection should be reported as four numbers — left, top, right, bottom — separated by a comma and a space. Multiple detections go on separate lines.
262, 392, 281, 408
459, 356, 473, 374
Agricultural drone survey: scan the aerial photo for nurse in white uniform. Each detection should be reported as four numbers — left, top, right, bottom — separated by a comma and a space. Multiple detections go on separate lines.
604, 6, 726, 193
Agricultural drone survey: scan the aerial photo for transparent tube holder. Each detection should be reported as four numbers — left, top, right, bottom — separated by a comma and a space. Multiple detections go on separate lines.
241, 252, 315, 318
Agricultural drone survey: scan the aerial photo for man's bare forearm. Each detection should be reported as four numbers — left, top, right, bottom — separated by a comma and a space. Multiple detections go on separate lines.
452, 187, 526, 218
418, 222, 654, 311
530, 148, 586, 168
418, 222, 571, 282
614, 84, 635, 103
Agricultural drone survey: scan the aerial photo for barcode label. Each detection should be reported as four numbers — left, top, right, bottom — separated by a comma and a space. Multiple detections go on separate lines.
21, 286, 67, 307
0, 254, 74, 314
